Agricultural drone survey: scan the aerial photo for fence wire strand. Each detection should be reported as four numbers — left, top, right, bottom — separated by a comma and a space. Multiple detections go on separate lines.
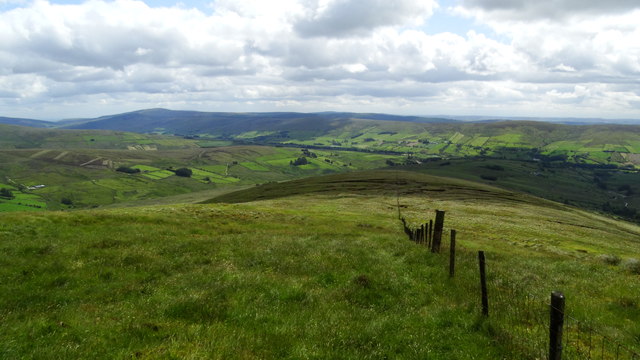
401, 217, 640, 360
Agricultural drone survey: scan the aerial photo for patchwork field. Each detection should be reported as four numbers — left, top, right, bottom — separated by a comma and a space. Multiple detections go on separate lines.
0, 145, 403, 212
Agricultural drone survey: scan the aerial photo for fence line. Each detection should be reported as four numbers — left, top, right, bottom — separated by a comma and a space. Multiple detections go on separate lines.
400, 212, 640, 359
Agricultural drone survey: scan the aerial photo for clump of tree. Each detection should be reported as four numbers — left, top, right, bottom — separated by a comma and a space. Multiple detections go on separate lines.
175, 168, 193, 177
301, 149, 317, 158
290, 157, 308, 166
0, 188, 14, 199
61, 197, 73, 206
116, 166, 141, 174
480, 175, 498, 181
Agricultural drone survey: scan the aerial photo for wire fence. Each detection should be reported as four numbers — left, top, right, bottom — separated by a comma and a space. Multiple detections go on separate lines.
402, 213, 640, 359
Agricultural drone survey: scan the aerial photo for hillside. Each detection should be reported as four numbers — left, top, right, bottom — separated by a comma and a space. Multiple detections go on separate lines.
1, 170, 639, 358
0, 116, 54, 128
52, 109, 640, 168
5, 109, 640, 169
0, 124, 198, 150
0, 127, 404, 211
398, 158, 640, 223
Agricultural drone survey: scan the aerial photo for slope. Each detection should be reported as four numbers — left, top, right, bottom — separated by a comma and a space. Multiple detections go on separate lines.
0, 116, 54, 128
53, 109, 640, 168
0, 124, 198, 150
2, 170, 640, 359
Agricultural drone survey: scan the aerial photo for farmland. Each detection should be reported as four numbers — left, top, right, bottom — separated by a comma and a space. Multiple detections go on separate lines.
0, 137, 405, 211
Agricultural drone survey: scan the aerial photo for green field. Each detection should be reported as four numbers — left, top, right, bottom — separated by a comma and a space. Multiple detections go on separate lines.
0, 141, 404, 211
196, 140, 234, 147
239, 162, 270, 171
0, 183, 47, 212
1, 170, 640, 358
132, 165, 175, 180
3, 118, 640, 358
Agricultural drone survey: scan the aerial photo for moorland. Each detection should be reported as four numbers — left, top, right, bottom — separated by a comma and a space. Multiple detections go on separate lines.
1, 110, 640, 358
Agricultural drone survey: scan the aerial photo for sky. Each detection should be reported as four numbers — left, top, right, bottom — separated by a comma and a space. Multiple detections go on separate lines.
0, 0, 639, 120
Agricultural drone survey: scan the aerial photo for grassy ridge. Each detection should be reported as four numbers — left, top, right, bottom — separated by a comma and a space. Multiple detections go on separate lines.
398, 158, 640, 221
2, 170, 640, 358
0, 198, 503, 359
0, 124, 199, 150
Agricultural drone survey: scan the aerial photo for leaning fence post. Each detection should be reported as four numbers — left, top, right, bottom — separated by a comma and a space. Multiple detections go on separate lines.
427, 220, 433, 248
549, 291, 565, 360
431, 210, 445, 253
421, 224, 425, 245
478, 251, 488, 316
449, 230, 456, 277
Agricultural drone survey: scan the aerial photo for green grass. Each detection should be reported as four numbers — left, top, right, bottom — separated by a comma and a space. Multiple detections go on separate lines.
0, 184, 47, 212
0, 145, 403, 211
132, 164, 175, 180
239, 162, 270, 171
132, 165, 163, 172
139, 171, 173, 180
199, 165, 229, 174
468, 137, 489, 147
190, 168, 240, 184
400, 158, 640, 219
450, 132, 465, 144
197, 140, 234, 147
2, 170, 640, 358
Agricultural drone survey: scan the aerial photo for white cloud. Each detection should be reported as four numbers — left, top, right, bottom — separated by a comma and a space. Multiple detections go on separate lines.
294, 0, 437, 38
0, 0, 638, 119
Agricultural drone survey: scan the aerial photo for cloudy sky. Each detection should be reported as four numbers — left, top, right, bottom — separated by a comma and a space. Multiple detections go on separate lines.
1, 0, 639, 120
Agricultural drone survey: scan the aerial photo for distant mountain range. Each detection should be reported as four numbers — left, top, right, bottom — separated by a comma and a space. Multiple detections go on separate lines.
1, 109, 638, 133
0, 116, 56, 128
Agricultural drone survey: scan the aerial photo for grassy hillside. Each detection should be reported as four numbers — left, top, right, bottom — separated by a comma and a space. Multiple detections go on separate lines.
0, 116, 54, 128
397, 158, 640, 222
0, 124, 198, 150
2, 170, 639, 358
0, 135, 404, 211
53, 109, 640, 168
3, 121, 640, 222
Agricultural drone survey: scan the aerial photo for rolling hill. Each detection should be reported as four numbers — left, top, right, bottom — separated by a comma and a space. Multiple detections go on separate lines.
50, 109, 640, 168
1, 170, 639, 358
0, 116, 54, 128
0, 124, 406, 212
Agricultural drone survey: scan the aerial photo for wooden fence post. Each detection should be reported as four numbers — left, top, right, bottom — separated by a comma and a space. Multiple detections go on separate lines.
427, 220, 433, 248
478, 251, 488, 316
423, 223, 428, 245
549, 291, 565, 360
431, 210, 445, 253
449, 230, 456, 277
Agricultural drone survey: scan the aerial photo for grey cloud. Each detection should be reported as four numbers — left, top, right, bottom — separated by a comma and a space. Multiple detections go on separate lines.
463, 0, 640, 19
294, 0, 435, 38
